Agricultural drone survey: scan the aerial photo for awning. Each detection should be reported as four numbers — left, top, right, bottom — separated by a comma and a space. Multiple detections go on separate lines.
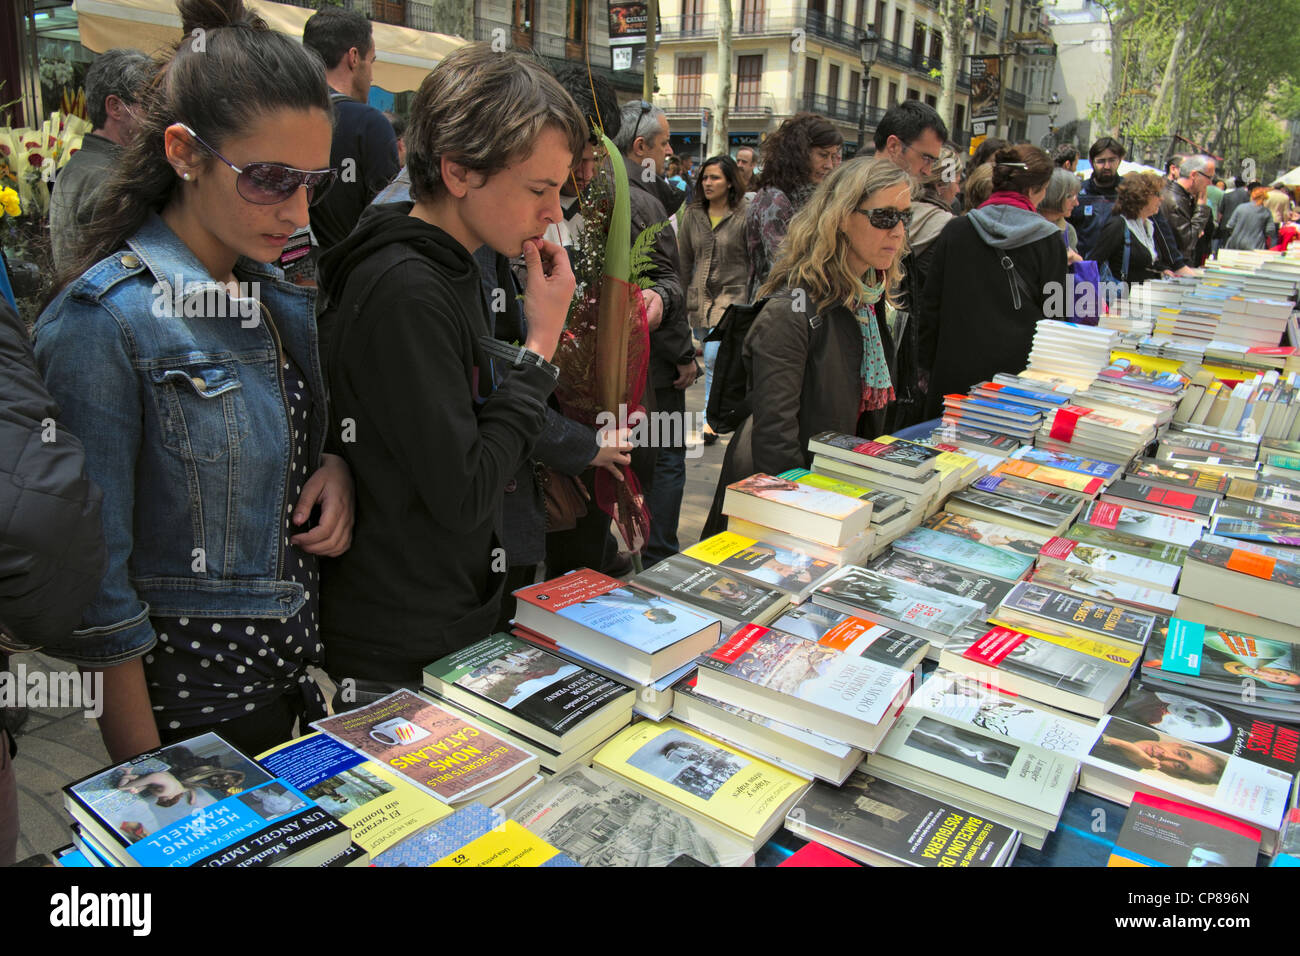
73, 0, 466, 92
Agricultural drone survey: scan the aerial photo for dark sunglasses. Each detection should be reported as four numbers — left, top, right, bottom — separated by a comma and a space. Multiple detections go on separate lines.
854, 206, 912, 230
630, 100, 653, 147
179, 124, 337, 205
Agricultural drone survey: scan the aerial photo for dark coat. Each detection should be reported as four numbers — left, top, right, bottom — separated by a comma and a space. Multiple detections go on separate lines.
916, 211, 1068, 419
1091, 216, 1162, 285
702, 289, 897, 537
1161, 180, 1214, 266
0, 296, 106, 653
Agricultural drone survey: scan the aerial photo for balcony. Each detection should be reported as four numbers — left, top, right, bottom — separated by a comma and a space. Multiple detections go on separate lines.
980, 14, 998, 36
473, 18, 639, 88
1005, 89, 1027, 110
733, 91, 778, 119
804, 9, 871, 52
658, 92, 715, 118
658, 14, 718, 40
799, 92, 886, 128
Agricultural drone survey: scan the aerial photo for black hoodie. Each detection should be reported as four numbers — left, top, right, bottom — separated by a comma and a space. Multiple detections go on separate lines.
317, 203, 556, 682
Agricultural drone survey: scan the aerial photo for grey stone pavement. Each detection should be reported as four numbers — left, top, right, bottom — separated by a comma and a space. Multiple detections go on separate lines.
11, 382, 727, 860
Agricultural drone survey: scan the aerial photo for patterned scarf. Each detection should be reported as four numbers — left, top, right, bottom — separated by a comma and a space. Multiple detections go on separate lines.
854, 270, 895, 413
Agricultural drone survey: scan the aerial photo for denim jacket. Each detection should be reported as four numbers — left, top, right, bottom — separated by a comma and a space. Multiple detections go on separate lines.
33, 214, 328, 666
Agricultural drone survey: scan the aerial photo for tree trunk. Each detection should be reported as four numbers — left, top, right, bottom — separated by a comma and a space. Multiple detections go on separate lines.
936, 0, 968, 134
712, 0, 732, 155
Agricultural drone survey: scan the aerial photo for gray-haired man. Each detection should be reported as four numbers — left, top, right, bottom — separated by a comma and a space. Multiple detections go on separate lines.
1161, 154, 1216, 266
48, 48, 151, 272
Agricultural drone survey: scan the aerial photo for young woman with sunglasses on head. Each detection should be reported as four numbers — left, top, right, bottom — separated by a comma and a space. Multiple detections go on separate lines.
34, 0, 354, 759
704, 158, 913, 535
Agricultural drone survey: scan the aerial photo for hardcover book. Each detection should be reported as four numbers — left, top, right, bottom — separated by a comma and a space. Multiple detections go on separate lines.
421, 633, 634, 752
513, 569, 722, 684
867, 549, 1015, 612
812, 564, 983, 639
311, 689, 540, 806
695, 624, 913, 747
632, 554, 791, 628
807, 430, 941, 477
784, 770, 1021, 867
684, 530, 839, 594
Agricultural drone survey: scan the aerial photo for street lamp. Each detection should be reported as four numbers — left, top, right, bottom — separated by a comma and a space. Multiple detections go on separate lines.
857, 28, 880, 157
1043, 91, 1060, 148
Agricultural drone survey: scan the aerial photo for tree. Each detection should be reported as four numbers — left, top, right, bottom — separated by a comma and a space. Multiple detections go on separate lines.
711, 0, 732, 156
935, 0, 976, 135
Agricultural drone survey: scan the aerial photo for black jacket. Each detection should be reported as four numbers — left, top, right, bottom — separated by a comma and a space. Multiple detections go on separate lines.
309, 92, 401, 255
1092, 216, 1163, 285
917, 210, 1067, 420
317, 204, 556, 681
1161, 180, 1213, 266
624, 155, 694, 389
702, 289, 898, 538
0, 296, 106, 652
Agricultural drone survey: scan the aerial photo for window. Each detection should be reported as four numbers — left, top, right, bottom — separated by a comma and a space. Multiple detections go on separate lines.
736, 54, 763, 110
677, 56, 703, 109
869, 76, 881, 108
955, 102, 965, 132
512, 0, 533, 45
888, 81, 898, 106
804, 57, 820, 103
912, 23, 926, 67
834, 0, 845, 23
565, 0, 586, 55
828, 63, 841, 105
849, 69, 861, 106
681, 0, 704, 32
930, 30, 942, 61
874, 0, 885, 34
855, 0, 866, 28
925, 93, 936, 108
739, 0, 765, 31
906, 88, 919, 100
893, 7, 904, 46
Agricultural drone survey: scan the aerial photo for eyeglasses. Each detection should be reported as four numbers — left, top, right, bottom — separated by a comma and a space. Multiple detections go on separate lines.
178, 124, 337, 205
630, 100, 653, 148
901, 142, 940, 168
854, 206, 912, 229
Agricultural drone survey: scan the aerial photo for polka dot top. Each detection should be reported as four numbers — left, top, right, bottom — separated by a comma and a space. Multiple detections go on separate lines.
144, 352, 325, 733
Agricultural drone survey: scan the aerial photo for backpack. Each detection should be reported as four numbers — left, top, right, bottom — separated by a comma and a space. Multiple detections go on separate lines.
703, 297, 769, 434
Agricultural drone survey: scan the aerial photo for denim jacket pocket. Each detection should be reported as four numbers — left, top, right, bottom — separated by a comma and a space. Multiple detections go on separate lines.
149, 357, 250, 463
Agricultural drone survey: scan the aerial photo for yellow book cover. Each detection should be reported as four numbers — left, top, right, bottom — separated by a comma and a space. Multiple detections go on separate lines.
433, 820, 567, 867
790, 470, 878, 498
257, 732, 453, 856
684, 531, 759, 564
986, 617, 1141, 668
593, 720, 809, 842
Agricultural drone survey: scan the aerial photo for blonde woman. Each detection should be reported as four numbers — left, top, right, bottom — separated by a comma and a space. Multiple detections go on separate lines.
703, 157, 913, 535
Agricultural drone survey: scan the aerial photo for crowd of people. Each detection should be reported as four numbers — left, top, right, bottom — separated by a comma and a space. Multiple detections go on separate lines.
4, 0, 1300, 865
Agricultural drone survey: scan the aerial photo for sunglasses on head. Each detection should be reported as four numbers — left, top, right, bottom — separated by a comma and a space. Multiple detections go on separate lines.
630, 100, 653, 147
854, 206, 912, 229
179, 124, 338, 205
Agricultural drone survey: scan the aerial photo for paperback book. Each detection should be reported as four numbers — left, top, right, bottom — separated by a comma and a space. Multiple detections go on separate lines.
722, 473, 873, 547
684, 530, 840, 596
807, 430, 942, 477
924, 511, 1050, 559
890, 526, 1036, 582
867, 549, 1015, 613
811, 564, 983, 639
632, 554, 791, 629
370, 802, 578, 868
1108, 793, 1262, 867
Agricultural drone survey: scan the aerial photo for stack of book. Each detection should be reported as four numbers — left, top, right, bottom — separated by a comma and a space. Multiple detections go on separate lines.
691, 622, 921, 754
941, 392, 1043, 444
866, 548, 1015, 618
590, 719, 812, 851
810, 563, 985, 643
1261, 438, 1300, 477
64, 732, 356, 867
682, 529, 844, 598
777, 466, 909, 549
632, 554, 792, 630
1124, 458, 1231, 501
1036, 402, 1157, 465
1174, 536, 1300, 643
784, 769, 1023, 867
721, 473, 876, 561
806, 431, 944, 526
512, 569, 722, 687
1214, 296, 1295, 350
928, 421, 1023, 461
1024, 320, 1118, 388
1098, 478, 1219, 523
421, 633, 636, 774
864, 703, 1077, 849
1157, 427, 1261, 478
945, 475, 1084, 536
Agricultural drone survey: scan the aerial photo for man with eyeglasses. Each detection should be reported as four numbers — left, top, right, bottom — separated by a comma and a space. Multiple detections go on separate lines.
873, 101, 948, 180
303, 8, 400, 258
1162, 154, 1217, 267
48, 48, 152, 272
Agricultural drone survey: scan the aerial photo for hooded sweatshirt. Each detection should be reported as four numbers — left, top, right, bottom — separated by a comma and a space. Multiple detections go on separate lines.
316, 203, 556, 682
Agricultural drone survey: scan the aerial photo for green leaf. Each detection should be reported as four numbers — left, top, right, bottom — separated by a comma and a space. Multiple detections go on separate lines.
629, 220, 668, 291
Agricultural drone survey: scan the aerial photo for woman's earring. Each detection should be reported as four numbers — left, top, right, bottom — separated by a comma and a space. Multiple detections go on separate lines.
181, 172, 192, 181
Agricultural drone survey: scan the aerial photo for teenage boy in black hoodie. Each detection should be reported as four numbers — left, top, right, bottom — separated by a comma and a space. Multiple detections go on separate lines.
317, 44, 588, 697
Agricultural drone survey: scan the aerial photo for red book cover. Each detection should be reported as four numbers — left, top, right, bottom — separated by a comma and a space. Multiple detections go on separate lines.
962, 627, 1029, 667
1037, 537, 1078, 561
779, 843, 862, 867
515, 568, 621, 611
